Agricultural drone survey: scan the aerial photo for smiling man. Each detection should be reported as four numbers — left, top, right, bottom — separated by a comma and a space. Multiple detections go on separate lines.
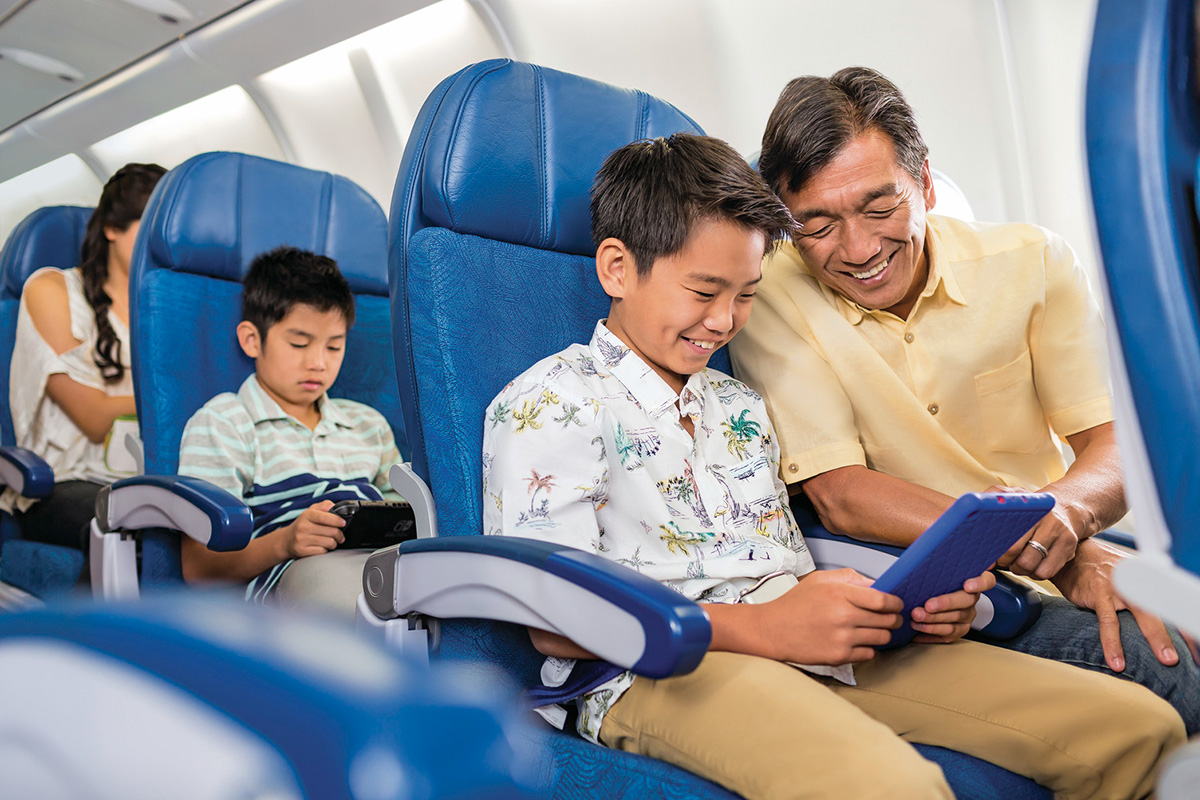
729, 66, 1200, 733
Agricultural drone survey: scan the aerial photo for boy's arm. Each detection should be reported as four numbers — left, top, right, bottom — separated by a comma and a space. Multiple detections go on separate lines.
176, 404, 343, 583
181, 501, 345, 582
482, 383, 608, 554
483, 381, 613, 655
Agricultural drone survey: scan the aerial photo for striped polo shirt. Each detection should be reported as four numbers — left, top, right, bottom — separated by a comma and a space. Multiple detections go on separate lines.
178, 374, 402, 600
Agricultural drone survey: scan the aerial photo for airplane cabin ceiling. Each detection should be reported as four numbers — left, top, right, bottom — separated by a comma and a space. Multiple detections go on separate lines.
0, 0, 249, 133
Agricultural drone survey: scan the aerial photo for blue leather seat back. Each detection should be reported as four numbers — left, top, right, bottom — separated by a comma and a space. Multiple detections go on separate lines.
130, 151, 403, 585
1087, 0, 1200, 571
0, 206, 92, 447
389, 55, 744, 800
389, 59, 710, 544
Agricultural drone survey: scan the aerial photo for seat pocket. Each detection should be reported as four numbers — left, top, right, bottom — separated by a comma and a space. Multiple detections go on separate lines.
974, 348, 1048, 454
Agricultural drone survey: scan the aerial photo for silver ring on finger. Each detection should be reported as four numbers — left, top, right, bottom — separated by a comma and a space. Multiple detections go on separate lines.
1026, 540, 1050, 559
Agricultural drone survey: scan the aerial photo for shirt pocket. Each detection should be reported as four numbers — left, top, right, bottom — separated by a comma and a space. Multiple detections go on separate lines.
973, 348, 1048, 454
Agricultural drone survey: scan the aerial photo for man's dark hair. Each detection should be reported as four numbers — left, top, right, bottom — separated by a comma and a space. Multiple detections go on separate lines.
241, 246, 355, 338
759, 66, 928, 198
590, 132, 796, 276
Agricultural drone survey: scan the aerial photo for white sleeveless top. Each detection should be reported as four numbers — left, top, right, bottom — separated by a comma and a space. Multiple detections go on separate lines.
2, 267, 134, 513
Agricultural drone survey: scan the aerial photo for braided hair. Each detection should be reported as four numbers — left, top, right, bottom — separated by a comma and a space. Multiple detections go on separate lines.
79, 163, 165, 383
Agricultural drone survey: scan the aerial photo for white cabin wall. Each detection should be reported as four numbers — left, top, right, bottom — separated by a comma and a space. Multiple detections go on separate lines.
1, 0, 1102, 273
1002, 0, 1101, 284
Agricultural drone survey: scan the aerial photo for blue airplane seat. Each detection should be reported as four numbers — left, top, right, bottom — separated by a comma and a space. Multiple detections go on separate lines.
1087, 0, 1200, 792
369, 58, 1048, 799
0, 205, 93, 597
91, 151, 408, 597
0, 592, 536, 798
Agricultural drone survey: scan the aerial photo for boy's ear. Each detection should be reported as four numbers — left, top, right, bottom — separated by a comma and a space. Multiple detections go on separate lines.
236, 320, 263, 359
595, 237, 638, 298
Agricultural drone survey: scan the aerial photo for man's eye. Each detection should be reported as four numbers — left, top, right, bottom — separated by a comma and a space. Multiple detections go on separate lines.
867, 205, 899, 218
798, 224, 832, 239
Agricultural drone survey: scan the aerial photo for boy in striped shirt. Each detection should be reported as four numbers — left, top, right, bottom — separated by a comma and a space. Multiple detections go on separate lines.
178, 246, 402, 614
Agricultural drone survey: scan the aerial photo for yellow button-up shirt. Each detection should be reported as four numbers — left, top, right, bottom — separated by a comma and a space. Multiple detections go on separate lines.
729, 215, 1112, 497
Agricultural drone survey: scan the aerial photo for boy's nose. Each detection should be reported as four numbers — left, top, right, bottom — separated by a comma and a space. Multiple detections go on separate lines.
706, 300, 735, 333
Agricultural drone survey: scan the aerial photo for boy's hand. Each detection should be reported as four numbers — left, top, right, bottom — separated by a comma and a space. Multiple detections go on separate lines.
279, 500, 345, 558
910, 569, 994, 643
759, 569, 903, 665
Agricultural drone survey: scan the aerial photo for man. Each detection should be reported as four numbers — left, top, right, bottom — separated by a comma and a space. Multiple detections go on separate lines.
730, 66, 1200, 732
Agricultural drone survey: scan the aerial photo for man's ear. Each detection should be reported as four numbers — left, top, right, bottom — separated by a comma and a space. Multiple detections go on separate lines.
595, 237, 637, 299
921, 159, 937, 212
236, 320, 262, 359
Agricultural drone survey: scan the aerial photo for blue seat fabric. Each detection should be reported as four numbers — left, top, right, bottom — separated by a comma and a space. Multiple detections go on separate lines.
128, 151, 406, 587
1086, 0, 1200, 574
0, 205, 92, 592
1, 205, 92, 448
390, 58, 1045, 799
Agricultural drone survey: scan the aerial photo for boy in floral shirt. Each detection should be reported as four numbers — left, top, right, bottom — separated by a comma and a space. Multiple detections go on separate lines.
482, 133, 1181, 800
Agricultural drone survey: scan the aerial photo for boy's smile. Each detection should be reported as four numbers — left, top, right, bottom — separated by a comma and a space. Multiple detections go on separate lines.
600, 217, 764, 395
237, 303, 348, 429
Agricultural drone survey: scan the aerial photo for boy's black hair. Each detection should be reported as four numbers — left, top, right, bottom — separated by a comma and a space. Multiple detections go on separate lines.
590, 133, 796, 276
241, 246, 356, 338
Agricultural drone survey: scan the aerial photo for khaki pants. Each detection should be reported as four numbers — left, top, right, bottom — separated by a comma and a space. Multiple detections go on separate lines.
600, 641, 1184, 800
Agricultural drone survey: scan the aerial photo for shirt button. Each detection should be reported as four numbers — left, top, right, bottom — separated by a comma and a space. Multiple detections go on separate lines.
787, 464, 799, 473
927, 403, 939, 416
904, 332, 914, 343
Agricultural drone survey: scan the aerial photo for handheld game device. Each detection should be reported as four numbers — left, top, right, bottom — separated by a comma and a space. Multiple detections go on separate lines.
329, 500, 418, 550
872, 492, 1055, 649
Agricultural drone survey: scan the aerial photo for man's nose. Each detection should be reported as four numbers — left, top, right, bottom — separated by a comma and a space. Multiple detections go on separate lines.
838, 216, 883, 265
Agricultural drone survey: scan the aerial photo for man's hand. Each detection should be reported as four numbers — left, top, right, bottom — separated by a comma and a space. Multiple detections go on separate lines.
278, 500, 346, 558
911, 569, 995, 643
1052, 538, 1180, 672
1003, 505, 1080, 579
987, 484, 1079, 579
754, 569, 904, 665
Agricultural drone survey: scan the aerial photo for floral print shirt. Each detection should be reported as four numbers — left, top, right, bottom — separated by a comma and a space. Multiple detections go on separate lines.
483, 321, 816, 742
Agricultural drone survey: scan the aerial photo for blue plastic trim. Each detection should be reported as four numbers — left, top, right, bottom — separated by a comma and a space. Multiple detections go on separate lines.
970, 572, 1044, 642
0, 446, 54, 498
397, 536, 711, 678
108, 475, 253, 552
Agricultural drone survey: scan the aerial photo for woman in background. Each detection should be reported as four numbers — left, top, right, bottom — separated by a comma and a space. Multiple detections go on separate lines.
2, 162, 166, 555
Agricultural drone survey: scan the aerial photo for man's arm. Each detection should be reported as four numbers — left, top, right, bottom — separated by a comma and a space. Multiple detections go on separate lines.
800, 464, 954, 546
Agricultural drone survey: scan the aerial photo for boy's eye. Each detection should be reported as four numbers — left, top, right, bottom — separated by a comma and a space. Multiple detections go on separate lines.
691, 290, 715, 299
738, 292, 757, 301
289, 342, 307, 349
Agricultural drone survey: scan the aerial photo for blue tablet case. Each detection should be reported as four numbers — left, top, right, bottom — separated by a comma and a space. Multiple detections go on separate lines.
873, 492, 1055, 648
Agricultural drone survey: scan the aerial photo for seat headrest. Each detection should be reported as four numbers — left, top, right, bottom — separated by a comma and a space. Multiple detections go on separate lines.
139, 152, 387, 294
416, 59, 705, 256
1, 206, 92, 300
